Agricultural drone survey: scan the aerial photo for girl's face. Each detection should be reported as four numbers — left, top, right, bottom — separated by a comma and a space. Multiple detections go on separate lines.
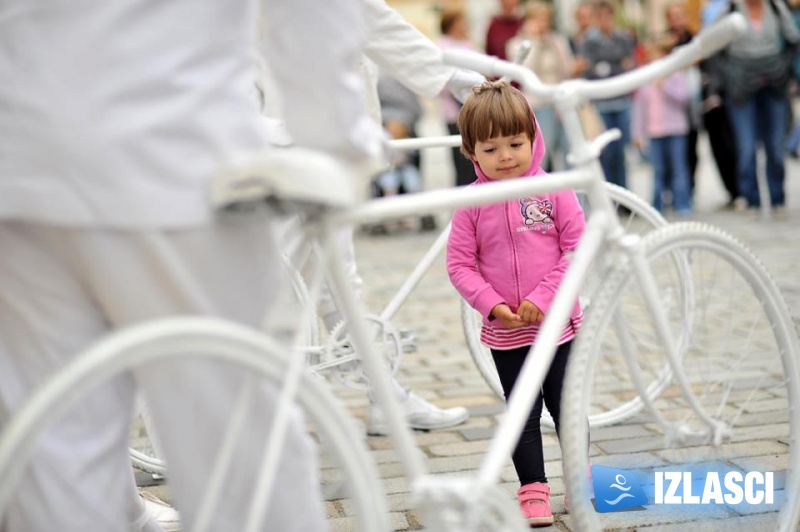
471, 133, 533, 180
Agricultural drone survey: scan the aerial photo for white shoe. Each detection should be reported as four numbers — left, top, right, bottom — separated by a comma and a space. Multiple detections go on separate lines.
367, 391, 469, 436
139, 491, 181, 531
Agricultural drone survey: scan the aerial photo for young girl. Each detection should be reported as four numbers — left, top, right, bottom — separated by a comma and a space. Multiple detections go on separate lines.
446, 81, 586, 526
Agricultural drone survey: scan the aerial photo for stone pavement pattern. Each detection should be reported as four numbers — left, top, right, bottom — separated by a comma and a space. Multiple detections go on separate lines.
131, 107, 800, 531
318, 114, 800, 531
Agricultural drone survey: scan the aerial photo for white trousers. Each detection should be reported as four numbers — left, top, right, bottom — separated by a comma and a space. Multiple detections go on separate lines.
0, 210, 326, 532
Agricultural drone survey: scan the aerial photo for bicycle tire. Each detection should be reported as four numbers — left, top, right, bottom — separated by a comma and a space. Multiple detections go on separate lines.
462, 182, 668, 428
130, 254, 322, 477
0, 318, 388, 531
562, 222, 800, 531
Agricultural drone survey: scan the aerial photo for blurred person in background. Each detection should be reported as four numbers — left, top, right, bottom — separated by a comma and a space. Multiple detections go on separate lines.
700, 0, 742, 208
570, 1, 596, 56
438, 7, 482, 186
711, 0, 799, 215
663, 1, 701, 190
485, 0, 524, 60
576, 0, 636, 189
632, 39, 693, 216
783, 0, 800, 158
507, 1, 575, 171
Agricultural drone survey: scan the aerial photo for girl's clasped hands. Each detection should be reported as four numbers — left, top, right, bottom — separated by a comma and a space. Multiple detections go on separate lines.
491, 300, 543, 329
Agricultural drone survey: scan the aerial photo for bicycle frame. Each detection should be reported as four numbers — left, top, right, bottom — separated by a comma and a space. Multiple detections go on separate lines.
0, 13, 754, 532
318, 12, 749, 511
187, 12, 748, 529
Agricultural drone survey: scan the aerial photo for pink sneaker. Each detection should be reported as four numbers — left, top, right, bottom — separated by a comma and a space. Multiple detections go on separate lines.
517, 482, 554, 527
564, 464, 594, 513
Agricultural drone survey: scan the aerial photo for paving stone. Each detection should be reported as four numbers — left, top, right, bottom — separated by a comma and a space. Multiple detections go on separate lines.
459, 426, 495, 441
649, 511, 780, 531
588, 423, 660, 442
466, 402, 506, 416
427, 440, 489, 457
590, 451, 668, 470
659, 441, 789, 464
595, 435, 673, 454
314, 108, 800, 530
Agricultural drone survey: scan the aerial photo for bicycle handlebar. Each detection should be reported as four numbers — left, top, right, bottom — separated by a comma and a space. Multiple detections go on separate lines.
443, 13, 746, 103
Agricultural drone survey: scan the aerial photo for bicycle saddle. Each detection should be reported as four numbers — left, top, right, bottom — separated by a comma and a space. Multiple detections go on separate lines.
211, 146, 361, 212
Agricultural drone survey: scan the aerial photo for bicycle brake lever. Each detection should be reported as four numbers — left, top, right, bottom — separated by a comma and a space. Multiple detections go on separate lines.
566, 128, 623, 167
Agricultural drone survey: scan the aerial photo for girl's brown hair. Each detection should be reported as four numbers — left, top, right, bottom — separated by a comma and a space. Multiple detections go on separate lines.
457, 80, 537, 159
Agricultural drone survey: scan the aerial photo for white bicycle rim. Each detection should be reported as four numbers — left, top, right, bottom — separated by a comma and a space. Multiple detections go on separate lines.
562, 223, 800, 531
131, 254, 321, 477
1, 318, 388, 531
463, 182, 669, 428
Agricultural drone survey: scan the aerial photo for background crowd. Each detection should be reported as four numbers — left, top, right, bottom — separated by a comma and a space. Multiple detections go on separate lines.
375, 0, 800, 221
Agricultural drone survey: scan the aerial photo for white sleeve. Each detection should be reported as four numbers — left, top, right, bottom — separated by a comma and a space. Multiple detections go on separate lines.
361, 0, 455, 99
258, 0, 383, 163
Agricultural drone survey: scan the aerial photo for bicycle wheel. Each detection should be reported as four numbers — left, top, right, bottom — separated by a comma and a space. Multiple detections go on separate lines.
463, 182, 667, 428
562, 222, 800, 531
1, 318, 388, 531
130, 254, 322, 477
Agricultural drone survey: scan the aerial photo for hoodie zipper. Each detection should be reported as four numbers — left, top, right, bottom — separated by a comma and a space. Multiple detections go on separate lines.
505, 201, 523, 307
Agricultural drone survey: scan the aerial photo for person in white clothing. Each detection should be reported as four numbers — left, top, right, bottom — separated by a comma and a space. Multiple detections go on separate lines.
0, 1, 382, 531
262, 0, 484, 437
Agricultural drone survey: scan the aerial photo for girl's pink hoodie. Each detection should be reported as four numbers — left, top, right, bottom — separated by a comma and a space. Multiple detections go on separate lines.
446, 122, 586, 348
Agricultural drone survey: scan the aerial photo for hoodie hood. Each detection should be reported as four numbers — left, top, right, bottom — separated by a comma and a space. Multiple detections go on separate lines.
471, 117, 547, 183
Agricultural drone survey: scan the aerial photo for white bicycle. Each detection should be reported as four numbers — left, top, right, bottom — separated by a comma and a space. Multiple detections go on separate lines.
126, 137, 671, 479
444, 13, 800, 531
2, 12, 798, 532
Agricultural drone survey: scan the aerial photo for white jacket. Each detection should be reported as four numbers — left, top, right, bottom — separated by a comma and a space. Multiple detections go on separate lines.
261, 0, 458, 128
0, 0, 379, 228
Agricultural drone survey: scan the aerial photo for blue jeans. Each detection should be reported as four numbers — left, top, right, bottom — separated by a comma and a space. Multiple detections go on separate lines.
598, 106, 631, 189
726, 87, 788, 207
375, 164, 421, 194
786, 123, 800, 155
649, 135, 692, 213
533, 105, 567, 171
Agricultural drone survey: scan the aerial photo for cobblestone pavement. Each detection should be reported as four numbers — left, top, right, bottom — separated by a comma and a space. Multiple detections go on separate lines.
318, 130, 800, 531
134, 122, 800, 531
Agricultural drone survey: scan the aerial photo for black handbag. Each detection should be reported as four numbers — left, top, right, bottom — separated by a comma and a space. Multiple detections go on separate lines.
715, 0, 799, 102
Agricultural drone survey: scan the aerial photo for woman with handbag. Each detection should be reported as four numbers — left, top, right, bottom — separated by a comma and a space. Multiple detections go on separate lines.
716, 0, 799, 214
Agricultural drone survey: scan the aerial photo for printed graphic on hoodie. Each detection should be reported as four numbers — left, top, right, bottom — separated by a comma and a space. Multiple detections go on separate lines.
518, 197, 554, 232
